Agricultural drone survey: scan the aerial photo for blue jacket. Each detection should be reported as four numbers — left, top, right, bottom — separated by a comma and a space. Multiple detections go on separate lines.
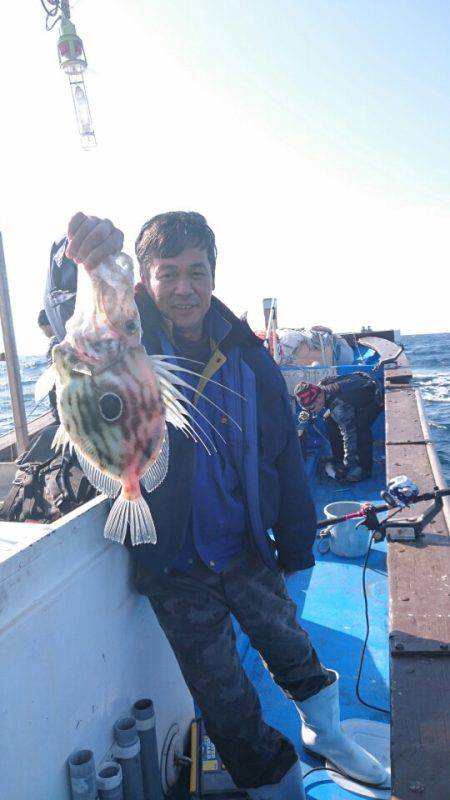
133, 286, 317, 576
44, 246, 317, 577
167, 310, 250, 573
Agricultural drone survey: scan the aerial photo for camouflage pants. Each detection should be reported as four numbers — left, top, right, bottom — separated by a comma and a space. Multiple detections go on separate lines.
136, 550, 330, 789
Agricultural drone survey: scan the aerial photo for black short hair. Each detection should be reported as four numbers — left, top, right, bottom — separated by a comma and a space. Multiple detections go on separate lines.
135, 211, 217, 279
38, 309, 49, 327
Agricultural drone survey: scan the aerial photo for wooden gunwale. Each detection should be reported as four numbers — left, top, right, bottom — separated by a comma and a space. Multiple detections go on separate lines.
385, 348, 450, 800
0, 410, 54, 462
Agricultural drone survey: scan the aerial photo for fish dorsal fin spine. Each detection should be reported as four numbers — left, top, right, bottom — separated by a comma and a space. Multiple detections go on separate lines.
34, 365, 56, 403
150, 356, 242, 450
150, 356, 243, 401
72, 362, 93, 376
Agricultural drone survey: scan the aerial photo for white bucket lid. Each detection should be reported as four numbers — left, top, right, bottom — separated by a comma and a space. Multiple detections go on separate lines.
324, 500, 364, 517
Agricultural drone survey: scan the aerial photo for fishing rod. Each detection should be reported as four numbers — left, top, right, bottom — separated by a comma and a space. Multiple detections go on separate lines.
316, 476, 450, 542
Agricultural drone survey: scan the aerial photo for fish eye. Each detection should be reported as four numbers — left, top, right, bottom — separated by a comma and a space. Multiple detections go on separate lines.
99, 392, 123, 422
125, 319, 138, 334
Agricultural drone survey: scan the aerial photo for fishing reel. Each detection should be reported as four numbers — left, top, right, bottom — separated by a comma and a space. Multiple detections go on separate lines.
382, 475, 419, 508
317, 475, 449, 546
297, 410, 310, 437
357, 476, 444, 543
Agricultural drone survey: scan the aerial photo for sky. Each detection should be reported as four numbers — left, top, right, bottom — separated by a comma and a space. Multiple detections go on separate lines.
2, 0, 450, 354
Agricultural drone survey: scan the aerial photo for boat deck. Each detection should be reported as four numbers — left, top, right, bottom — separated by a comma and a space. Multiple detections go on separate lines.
235, 446, 390, 798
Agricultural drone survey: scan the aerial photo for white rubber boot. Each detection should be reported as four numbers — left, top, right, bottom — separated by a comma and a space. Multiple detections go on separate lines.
246, 759, 305, 799
296, 671, 388, 786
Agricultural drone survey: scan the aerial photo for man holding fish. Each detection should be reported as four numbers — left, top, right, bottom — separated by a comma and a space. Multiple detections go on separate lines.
44, 211, 387, 798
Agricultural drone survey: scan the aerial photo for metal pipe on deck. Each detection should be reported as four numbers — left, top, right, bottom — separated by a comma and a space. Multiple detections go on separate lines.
113, 717, 145, 800
97, 762, 124, 800
132, 699, 163, 800
68, 749, 97, 800
0, 232, 29, 453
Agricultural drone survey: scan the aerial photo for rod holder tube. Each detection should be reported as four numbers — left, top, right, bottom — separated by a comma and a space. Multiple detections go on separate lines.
132, 699, 163, 800
68, 749, 97, 800
113, 717, 145, 800
0, 232, 29, 453
97, 762, 124, 800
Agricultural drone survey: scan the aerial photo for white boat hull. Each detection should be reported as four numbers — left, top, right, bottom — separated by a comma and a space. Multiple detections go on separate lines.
0, 496, 194, 799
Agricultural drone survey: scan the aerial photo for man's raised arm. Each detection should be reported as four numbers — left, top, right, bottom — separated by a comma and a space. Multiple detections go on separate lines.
44, 212, 124, 340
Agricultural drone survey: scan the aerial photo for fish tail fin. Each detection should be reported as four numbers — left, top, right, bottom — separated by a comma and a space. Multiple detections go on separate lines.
104, 493, 157, 546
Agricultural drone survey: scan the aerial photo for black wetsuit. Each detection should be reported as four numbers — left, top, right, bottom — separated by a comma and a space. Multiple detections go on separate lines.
319, 372, 383, 476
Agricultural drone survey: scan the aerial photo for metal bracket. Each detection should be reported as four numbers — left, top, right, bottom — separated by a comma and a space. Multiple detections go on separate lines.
385, 490, 443, 542
387, 526, 418, 542
373, 343, 405, 372
390, 633, 450, 656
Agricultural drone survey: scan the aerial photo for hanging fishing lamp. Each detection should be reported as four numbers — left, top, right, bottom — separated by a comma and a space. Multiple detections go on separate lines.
56, 15, 97, 149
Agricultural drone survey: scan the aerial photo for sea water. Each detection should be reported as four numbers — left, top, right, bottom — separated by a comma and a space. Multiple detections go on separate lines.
0, 333, 449, 482
0, 355, 49, 437
403, 333, 450, 481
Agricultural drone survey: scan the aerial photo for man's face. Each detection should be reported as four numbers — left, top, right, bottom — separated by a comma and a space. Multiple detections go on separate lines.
143, 246, 214, 341
311, 393, 326, 413
40, 324, 54, 339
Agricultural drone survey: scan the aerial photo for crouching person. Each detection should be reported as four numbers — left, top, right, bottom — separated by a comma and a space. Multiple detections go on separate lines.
296, 373, 383, 482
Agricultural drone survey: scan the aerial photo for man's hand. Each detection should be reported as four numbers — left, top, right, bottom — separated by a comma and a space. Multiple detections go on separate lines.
65, 212, 124, 271
334, 462, 348, 481
278, 563, 298, 577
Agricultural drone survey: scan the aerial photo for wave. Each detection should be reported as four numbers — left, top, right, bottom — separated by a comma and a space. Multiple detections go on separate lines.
414, 373, 450, 405
403, 334, 450, 370
430, 422, 450, 431
419, 391, 450, 404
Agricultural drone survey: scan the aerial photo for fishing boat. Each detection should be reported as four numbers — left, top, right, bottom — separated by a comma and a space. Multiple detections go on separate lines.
1, 286, 449, 799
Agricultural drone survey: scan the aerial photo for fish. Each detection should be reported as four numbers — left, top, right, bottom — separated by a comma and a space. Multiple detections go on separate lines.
64, 253, 143, 357
36, 252, 235, 547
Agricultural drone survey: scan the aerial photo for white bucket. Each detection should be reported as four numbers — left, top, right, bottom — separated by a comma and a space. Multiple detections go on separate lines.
323, 501, 370, 558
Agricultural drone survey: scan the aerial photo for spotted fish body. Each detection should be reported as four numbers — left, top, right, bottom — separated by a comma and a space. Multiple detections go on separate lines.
54, 345, 163, 478
53, 338, 169, 542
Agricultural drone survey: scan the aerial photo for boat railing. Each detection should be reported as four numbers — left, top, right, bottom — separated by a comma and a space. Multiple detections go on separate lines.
0, 232, 29, 454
